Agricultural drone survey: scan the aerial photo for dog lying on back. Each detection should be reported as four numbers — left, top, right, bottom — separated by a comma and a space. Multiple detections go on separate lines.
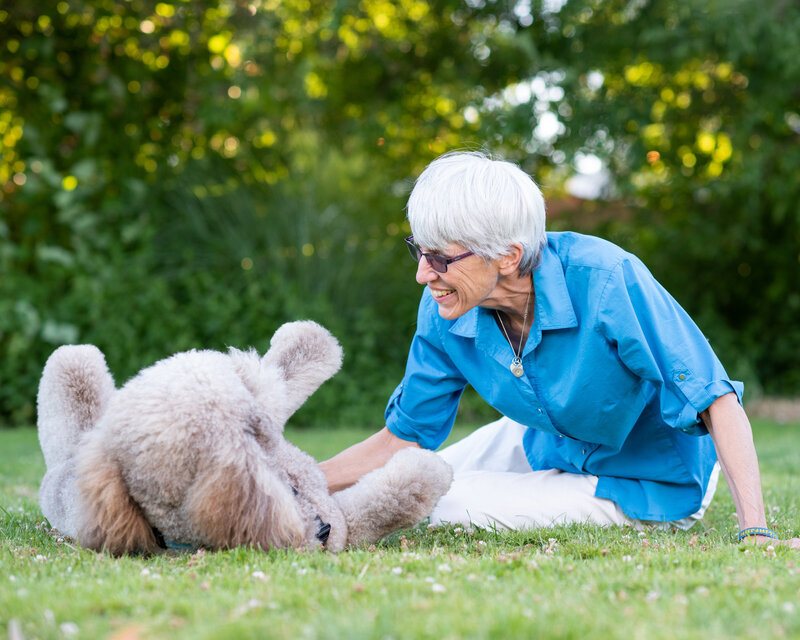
37, 321, 452, 554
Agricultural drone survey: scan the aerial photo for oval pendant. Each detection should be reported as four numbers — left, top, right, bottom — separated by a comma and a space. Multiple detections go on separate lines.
510, 359, 524, 377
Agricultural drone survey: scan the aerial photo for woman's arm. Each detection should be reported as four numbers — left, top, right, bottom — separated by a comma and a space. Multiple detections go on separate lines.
702, 392, 800, 547
319, 427, 420, 493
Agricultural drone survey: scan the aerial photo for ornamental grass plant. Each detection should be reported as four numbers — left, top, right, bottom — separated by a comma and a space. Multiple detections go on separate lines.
2, 421, 800, 640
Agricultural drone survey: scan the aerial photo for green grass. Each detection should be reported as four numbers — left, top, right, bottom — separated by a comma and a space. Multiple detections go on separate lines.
3, 421, 800, 639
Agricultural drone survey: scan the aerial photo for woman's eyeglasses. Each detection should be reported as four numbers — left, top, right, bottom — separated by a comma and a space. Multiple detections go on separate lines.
404, 236, 474, 273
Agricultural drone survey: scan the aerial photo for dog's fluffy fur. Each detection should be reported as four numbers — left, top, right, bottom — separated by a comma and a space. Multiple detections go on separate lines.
37, 321, 453, 554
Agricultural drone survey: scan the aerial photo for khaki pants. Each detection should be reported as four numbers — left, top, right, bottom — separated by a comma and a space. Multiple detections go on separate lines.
430, 417, 718, 531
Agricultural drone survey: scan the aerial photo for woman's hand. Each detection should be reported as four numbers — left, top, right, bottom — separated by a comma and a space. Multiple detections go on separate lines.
703, 393, 798, 548
740, 535, 800, 549
319, 427, 420, 493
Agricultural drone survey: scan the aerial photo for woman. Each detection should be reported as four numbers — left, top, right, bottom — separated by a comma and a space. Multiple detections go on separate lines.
321, 151, 797, 545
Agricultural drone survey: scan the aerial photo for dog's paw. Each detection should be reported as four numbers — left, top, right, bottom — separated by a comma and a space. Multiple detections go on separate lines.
334, 448, 453, 547
380, 448, 454, 516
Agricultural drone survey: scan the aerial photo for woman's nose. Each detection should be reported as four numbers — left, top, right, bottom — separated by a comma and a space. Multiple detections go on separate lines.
416, 256, 438, 285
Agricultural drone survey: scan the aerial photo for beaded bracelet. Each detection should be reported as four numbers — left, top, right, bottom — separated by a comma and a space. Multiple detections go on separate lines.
738, 527, 779, 542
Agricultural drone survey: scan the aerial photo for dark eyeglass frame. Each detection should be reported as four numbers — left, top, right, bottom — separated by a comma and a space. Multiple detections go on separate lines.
404, 235, 474, 273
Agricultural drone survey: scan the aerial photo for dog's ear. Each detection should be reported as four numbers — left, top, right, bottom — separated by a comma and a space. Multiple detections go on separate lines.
76, 437, 159, 555
185, 455, 307, 551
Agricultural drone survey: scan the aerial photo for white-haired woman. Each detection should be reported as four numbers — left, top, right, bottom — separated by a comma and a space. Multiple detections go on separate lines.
321, 151, 798, 546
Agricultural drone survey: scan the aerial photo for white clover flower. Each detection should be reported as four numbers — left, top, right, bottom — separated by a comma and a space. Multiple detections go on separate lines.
431, 583, 446, 593
392, 567, 403, 575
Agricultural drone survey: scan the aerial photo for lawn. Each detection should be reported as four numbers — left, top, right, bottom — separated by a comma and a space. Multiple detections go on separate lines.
2, 421, 800, 640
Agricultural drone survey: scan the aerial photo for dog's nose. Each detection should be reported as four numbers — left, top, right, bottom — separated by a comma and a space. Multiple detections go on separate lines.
315, 517, 331, 545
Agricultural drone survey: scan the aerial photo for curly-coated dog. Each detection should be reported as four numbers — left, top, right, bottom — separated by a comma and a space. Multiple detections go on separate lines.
37, 321, 452, 554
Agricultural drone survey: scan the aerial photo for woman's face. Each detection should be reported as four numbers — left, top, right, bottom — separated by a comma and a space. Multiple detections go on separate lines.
415, 241, 504, 320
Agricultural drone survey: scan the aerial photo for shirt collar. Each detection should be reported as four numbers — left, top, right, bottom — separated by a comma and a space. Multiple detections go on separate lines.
448, 242, 578, 339
532, 242, 578, 331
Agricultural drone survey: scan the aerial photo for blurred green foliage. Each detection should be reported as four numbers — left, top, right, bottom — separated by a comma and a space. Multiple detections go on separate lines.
1, 0, 798, 427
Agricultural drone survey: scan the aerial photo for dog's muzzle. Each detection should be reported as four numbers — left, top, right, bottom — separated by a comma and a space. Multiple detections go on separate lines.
291, 486, 331, 547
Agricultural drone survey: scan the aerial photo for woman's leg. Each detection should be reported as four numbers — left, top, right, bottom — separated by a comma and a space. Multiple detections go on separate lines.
437, 416, 532, 473
433, 417, 629, 529
430, 468, 629, 529
433, 417, 718, 530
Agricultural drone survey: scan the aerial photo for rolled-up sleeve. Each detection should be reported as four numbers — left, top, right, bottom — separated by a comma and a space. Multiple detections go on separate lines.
385, 293, 467, 450
596, 256, 743, 435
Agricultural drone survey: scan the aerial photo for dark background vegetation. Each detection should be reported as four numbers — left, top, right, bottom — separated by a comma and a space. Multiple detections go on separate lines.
1, 0, 798, 428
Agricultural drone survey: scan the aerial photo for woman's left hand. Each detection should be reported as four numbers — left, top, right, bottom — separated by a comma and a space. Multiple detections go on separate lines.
740, 535, 800, 549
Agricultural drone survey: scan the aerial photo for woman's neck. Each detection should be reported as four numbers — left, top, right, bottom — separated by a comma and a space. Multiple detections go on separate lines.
486, 273, 534, 335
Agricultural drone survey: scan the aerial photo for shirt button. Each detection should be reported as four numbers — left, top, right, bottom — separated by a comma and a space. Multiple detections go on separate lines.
679, 374, 686, 380
538, 408, 543, 414
582, 449, 586, 455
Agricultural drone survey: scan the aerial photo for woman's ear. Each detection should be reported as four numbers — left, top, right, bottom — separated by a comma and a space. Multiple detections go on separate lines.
497, 244, 524, 275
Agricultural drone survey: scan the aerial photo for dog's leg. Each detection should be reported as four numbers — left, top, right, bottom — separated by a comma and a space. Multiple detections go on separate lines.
37, 345, 115, 470
260, 321, 343, 420
37, 345, 116, 538
39, 461, 83, 539
333, 449, 453, 547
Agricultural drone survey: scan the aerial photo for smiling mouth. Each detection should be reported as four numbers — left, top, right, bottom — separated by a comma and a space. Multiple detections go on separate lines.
431, 288, 455, 299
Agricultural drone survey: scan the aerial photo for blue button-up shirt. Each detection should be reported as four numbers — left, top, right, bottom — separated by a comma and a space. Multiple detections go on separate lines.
385, 232, 742, 521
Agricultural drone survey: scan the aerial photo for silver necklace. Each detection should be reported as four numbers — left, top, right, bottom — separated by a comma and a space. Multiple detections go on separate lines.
495, 284, 532, 377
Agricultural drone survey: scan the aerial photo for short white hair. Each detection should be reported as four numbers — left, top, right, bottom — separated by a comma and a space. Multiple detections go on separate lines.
406, 151, 547, 275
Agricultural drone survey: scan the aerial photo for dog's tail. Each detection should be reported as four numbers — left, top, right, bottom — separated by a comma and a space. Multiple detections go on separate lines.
37, 345, 115, 470
76, 433, 160, 555
185, 453, 307, 551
